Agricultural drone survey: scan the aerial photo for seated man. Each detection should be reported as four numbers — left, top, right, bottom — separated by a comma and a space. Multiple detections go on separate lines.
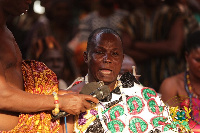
63, 27, 181, 133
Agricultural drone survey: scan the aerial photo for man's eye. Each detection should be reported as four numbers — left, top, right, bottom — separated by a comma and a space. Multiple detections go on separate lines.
112, 52, 119, 56
96, 51, 103, 54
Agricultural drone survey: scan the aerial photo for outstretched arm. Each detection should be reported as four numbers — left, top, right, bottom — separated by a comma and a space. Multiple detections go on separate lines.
0, 63, 98, 114
0, 82, 98, 114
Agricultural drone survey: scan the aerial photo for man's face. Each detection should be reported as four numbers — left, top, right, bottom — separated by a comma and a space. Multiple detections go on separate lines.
1, 0, 32, 16
86, 33, 124, 84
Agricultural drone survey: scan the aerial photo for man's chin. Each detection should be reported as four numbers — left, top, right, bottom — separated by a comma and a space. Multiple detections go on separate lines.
99, 78, 116, 85
95, 74, 116, 83
103, 82, 113, 86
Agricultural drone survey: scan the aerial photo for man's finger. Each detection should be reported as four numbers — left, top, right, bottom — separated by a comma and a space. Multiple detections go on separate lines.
83, 100, 92, 109
82, 95, 99, 104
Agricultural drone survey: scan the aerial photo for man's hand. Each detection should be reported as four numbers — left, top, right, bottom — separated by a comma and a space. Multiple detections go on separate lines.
59, 93, 99, 115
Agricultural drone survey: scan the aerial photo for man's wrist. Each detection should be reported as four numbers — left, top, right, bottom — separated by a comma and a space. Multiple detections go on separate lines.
52, 92, 60, 116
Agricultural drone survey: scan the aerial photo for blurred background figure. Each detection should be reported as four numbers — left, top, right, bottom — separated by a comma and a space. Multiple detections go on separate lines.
187, 0, 200, 24
72, 0, 95, 21
30, 36, 76, 90
116, 0, 144, 13
24, 0, 80, 78
25, 0, 77, 52
67, 0, 128, 77
68, 0, 128, 51
165, 0, 200, 37
159, 30, 200, 132
118, 0, 188, 92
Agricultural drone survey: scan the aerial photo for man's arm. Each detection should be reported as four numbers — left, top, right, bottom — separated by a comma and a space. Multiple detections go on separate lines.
120, 30, 151, 62
124, 49, 151, 63
0, 64, 98, 114
0, 81, 98, 115
134, 18, 184, 56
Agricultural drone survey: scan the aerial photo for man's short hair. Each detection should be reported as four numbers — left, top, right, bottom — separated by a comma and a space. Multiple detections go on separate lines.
87, 27, 123, 52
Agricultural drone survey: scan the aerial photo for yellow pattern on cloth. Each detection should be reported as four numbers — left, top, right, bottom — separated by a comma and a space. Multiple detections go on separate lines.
0, 60, 60, 133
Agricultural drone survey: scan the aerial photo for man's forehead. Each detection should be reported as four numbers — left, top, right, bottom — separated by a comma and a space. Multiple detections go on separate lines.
93, 45, 121, 50
93, 33, 121, 46
95, 32, 120, 40
89, 43, 121, 53
87, 28, 123, 52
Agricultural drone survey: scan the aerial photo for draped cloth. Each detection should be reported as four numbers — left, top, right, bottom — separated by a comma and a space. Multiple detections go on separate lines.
72, 76, 177, 133
0, 60, 60, 133
181, 98, 200, 133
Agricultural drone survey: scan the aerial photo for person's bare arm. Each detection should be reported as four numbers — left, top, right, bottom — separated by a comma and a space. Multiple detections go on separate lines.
121, 30, 151, 62
0, 83, 98, 114
159, 77, 179, 106
0, 64, 98, 114
134, 17, 184, 56
124, 49, 151, 63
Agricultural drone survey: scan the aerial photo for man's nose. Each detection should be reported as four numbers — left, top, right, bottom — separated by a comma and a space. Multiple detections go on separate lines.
103, 54, 111, 63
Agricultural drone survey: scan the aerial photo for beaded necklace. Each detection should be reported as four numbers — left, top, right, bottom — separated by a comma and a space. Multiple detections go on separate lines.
186, 71, 199, 99
184, 71, 200, 125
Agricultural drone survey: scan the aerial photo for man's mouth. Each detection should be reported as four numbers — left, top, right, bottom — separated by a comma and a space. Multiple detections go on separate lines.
100, 69, 112, 75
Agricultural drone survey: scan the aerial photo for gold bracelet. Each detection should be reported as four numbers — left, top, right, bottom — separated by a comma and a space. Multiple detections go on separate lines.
52, 92, 60, 116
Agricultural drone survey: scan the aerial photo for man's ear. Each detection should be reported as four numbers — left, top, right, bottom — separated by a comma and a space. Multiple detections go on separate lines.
84, 51, 88, 63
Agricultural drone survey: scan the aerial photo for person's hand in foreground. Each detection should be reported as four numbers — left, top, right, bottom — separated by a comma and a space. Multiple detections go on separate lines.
58, 91, 99, 115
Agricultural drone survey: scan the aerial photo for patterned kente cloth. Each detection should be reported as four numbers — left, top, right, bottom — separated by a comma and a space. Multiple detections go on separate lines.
70, 76, 178, 133
180, 97, 200, 132
179, 72, 200, 133
181, 98, 200, 133
0, 60, 60, 133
